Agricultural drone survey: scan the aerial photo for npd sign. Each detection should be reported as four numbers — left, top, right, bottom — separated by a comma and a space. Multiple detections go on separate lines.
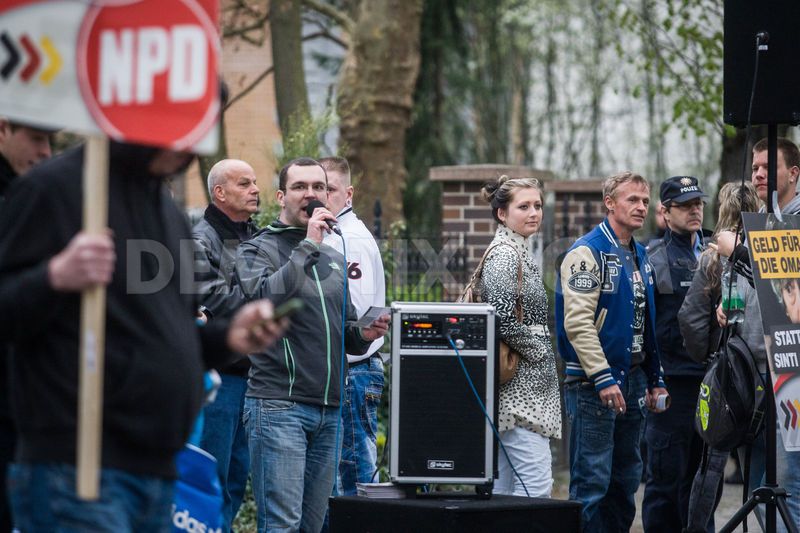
77, 0, 219, 149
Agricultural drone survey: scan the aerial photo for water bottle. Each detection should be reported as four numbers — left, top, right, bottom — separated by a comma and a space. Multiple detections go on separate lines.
721, 263, 745, 323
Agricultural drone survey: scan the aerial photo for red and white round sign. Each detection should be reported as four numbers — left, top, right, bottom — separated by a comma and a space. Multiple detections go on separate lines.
77, 0, 219, 149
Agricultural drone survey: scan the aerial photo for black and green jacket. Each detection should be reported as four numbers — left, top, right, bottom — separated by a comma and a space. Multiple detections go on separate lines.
235, 221, 370, 406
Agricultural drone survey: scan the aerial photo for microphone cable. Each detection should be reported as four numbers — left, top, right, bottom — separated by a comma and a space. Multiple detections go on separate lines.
332, 231, 349, 495
723, 31, 767, 316
446, 335, 530, 498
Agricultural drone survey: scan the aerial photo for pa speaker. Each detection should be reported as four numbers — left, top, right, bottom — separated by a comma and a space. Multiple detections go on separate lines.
724, 1, 800, 126
330, 495, 582, 533
389, 302, 497, 485
393, 353, 491, 481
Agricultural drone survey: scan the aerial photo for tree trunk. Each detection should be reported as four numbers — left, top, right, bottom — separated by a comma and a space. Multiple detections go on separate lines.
270, 0, 311, 136
509, 46, 531, 166
337, 0, 423, 229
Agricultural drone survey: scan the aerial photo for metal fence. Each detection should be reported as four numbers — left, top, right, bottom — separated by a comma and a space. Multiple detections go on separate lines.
381, 232, 471, 303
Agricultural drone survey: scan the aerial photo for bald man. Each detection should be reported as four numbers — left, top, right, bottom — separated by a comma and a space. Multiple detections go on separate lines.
193, 159, 260, 533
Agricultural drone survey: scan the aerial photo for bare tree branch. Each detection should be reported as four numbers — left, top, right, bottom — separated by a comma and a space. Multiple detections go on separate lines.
223, 15, 270, 39
225, 66, 275, 111
224, 0, 265, 19
301, 0, 355, 36
302, 30, 347, 49
222, 1, 269, 44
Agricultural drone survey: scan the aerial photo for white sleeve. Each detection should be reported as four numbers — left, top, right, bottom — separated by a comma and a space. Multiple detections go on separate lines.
343, 232, 386, 357
325, 218, 386, 358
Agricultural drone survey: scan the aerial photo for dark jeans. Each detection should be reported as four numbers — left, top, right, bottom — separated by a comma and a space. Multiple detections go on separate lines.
0, 417, 14, 532
199, 373, 249, 533
564, 367, 646, 533
642, 375, 713, 533
685, 447, 727, 533
8, 463, 174, 533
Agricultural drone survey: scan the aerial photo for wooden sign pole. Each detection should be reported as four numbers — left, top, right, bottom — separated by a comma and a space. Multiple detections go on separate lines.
77, 135, 109, 500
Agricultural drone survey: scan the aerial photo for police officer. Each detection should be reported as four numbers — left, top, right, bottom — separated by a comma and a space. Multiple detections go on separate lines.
643, 175, 710, 533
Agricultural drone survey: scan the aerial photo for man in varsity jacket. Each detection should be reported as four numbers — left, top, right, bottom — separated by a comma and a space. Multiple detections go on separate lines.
556, 171, 667, 533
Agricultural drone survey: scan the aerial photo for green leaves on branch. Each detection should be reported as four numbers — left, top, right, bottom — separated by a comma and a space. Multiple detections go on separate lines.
272, 108, 338, 169
604, 0, 724, 138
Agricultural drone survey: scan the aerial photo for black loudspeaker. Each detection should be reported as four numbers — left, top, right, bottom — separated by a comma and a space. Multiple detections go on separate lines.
724, 1, 800, 126
329, 495, 582, 533
390, 303, 497, 485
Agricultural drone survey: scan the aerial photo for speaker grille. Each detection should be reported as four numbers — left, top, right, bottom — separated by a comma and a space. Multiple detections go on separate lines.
397, 354, 487, 478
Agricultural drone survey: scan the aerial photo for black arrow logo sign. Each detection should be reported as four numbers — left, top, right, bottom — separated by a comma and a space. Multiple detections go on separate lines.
1, 32, 20, 80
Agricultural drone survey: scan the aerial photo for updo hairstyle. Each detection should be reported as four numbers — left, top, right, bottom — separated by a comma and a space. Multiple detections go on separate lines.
481, 175, 543, 224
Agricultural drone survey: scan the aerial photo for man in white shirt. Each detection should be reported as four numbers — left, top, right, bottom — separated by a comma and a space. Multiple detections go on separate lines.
321, 156, 386, 494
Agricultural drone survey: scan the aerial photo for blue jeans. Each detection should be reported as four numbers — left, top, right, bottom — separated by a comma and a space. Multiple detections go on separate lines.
244, 398, 341, 533
8, 463, 174, 533
338, 356, 383, 495
564, 367, 646, 533
642, 376, 713, 533
199, 373, 249, 533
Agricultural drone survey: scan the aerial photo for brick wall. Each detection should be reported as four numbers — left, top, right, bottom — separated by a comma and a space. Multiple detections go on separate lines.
431, 165, 554, 270
548, 180, 607, 240
432, 165, 605, 272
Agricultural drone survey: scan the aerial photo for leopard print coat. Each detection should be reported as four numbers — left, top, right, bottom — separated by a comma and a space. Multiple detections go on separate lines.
480, 226, 562, 438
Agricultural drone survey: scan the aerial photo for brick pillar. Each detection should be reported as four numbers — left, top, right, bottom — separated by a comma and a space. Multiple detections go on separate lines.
548, 180, 606, 240
430, 165, 554, 272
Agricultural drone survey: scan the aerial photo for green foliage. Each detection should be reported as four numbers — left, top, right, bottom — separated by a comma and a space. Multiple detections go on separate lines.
252, 107, 340, 229
603, 0, 724, 138
404, 0, 545, 235
233, 483, 257, 532
251, 198, 282, 229
271, 108, 338, 170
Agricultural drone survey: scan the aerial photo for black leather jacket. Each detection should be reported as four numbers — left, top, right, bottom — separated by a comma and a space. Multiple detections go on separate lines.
192, 203, 256, 375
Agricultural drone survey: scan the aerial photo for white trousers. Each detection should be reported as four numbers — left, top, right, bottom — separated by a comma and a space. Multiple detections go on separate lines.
494, 426, 552, 497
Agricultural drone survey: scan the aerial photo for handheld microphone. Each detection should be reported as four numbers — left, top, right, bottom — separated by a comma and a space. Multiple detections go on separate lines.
305, 199, 341, 235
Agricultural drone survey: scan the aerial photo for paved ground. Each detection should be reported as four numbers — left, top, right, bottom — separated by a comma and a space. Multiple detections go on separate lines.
553, 458, 759, 532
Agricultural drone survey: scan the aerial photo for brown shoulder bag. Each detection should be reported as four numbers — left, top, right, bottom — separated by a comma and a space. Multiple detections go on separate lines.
458, 242, 524, 385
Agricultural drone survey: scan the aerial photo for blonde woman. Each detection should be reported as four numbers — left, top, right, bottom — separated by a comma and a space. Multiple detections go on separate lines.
479, 175, 561, 497
677, 181, 760, 532
679, 181, 760, 362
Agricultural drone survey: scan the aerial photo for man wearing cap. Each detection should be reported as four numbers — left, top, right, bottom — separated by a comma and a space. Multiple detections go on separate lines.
0, 118, 54, 202
0, 118, 55, 531
642, 176, 710, 533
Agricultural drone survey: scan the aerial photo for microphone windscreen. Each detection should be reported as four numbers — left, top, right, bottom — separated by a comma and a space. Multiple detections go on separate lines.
305, 199, 326, 217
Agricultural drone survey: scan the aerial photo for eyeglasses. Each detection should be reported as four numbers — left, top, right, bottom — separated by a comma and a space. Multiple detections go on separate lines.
670, 200, 705, 211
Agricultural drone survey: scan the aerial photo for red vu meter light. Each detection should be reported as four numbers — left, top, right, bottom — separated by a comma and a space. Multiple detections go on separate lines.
77, 0, 219, 149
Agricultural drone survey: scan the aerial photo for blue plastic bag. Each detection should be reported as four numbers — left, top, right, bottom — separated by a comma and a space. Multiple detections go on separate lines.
171, 444, 223, 533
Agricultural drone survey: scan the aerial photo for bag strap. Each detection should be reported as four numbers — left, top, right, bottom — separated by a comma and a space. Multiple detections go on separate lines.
459, 241, 524, 324
458, 242, 505, 303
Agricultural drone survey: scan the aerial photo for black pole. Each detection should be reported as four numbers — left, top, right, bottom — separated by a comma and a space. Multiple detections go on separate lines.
765, 123, 778, 532
767, 124, 778, 216
373, 199, 382, 239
